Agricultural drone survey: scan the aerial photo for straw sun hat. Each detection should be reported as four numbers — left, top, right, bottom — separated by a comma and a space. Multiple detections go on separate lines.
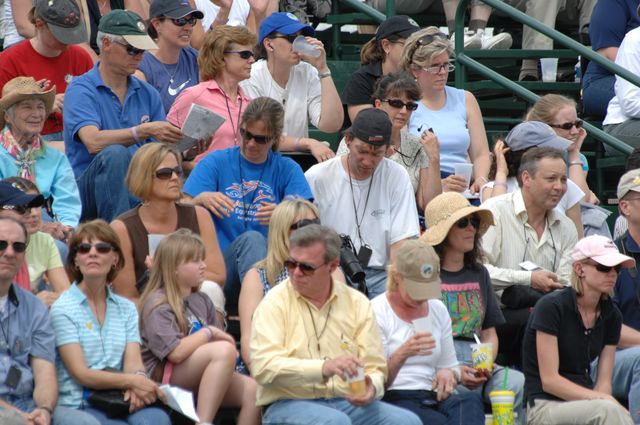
422, 192, 494, 246
0, 77, 56, 129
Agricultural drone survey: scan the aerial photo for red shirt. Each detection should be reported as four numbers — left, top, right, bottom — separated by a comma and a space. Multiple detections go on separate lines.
0, 40, 94, 135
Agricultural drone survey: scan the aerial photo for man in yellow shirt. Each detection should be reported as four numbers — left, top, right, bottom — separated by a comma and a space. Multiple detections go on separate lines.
250, 224, 421, 424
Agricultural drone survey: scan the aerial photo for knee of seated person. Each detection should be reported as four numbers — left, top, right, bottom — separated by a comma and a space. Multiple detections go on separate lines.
96, 144, 131, 164
205, 339, 237, 362
235, 230, 267, 247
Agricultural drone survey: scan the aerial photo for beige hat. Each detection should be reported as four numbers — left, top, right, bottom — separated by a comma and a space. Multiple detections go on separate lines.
422, 192, 494, 246
395, 239, 441, 301
0, 77, 56, 129
617, 169, 640, 200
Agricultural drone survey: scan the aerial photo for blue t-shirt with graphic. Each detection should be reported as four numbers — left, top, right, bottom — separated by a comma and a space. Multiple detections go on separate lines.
183, 147, 312, 251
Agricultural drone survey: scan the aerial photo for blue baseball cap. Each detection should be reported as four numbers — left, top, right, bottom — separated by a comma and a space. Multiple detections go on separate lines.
258, 12, 315, 45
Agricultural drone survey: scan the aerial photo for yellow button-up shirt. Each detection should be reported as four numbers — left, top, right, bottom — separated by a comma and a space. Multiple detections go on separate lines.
249, 278, 388, 406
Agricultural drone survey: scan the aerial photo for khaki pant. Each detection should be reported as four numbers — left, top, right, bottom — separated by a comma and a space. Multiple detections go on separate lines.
527, 398, 634, 425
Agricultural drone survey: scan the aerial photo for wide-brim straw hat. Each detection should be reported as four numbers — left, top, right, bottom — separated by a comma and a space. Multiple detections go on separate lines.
0, 77, 56, 129
422, 192, 494, 246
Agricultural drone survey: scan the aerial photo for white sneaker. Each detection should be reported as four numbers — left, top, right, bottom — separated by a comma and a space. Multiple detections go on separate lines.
451, 30, 483, 49
481, 31, 513, 50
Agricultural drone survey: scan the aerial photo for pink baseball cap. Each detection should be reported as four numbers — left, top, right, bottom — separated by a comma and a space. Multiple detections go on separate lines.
571, 235, 635, 268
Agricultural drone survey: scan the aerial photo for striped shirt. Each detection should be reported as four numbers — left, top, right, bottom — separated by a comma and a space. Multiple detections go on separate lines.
51, 284, 140, 408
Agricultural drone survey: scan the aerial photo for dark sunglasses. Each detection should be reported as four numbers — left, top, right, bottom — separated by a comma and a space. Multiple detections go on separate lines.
269, 34, 297, 44
0, 205, 31, 215
549, 119, 583, 130
290, 218, 320, 231
284, 259, 326, 276
76, 242, 114, 255
155, 166, 183, 180
456, 215, 480, 229
382, 99, 419, 111
240, 128, 272, 144
114, 40, 145, 56
0, 240, 27, 253
409, 32, 448, 61
585, 261, 620, 273
224, 50, 255, 60
170, 16, 198, 26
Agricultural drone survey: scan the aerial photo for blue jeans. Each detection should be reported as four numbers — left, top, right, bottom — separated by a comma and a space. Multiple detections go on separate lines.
364, 267, 387, 299
223, 230, 267, 315
1, 395, 100, 425
263, 398, 422, 425
591, 346, 640, 424
581, 72, 614, 119
453, 339, 525, 425
383, 389, 484, 425
82, 405, 171, 425
77, 144, 137, 222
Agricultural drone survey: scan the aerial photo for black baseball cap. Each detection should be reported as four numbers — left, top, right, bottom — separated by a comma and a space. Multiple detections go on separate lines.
375, 15, 420, 40
34, 0, 88, 45
350, 108, 392, 146
0, 182, 44, 210
150, 0, 204, 19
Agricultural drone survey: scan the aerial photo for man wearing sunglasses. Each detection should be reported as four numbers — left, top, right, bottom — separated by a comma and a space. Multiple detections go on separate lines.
64, 10, 186, 222
250, 224, 422, 425
480, 147, 578, 368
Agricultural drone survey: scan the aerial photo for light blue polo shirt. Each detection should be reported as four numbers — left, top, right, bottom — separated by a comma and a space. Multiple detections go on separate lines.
63, 63, 166, 177
51, 284, 140, 408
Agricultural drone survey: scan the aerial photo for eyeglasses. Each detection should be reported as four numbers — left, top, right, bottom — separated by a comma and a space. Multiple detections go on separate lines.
584, 261, 620, 274
155, 166, 183, 180
284, 258, 327, 276
269, 34, 297, 43
456, 215, 480, 229
170, 15, 198, 26
422, 62, 455, 74
0, 205, 31, 215
224, 50, 255, 60
240, 128, 272, 144
549, 120, 583, 130
0, 240, 27, 253
114, 40, 145, 56
76, 242, 114, 255
382, 99, 419, 111
409, 32, 448, 61
290, 218, 320, 231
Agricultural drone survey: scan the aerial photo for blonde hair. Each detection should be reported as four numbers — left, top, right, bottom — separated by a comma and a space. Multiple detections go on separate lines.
525, 94, 577, 124
255, 198, 319, 286
386, 263, 399, 292
401, 27, 454, 72
571, 262, 612, 299
139, 229, 206, 334
198, 25, 256, 81
126, 143, 182, 200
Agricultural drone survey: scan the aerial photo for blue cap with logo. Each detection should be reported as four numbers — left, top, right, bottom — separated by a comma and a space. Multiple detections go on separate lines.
258, 12, 315, 44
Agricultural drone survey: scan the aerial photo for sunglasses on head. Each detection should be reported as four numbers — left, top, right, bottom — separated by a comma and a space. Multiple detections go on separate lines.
0, 240, 27, 253
114, 40, 145, 56
269, 34, 298, 44
455, 215, 480, 229
382, 99, 419, 111
585, 261, 620, 273
170, 15, 198, 26
290, 218, 320, 231
549, 119, 583, 131
284, 258, 326, 276
224, 50, 255, 60
240, 128, 272, 144
155, 166, 183, 180
0, 205, 31, 215
76, 242, 114, 255
409, 32, 448, 61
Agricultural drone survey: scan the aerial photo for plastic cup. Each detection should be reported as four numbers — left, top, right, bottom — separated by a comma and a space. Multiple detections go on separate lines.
489, 390, 515, 425
348, 366, 366, 397
540, 58, 558, 82
453, 163, 473, 190
292, 35, 321, 58
470, 342, 494, 371
148, 234, 165, 257
485, 414, 493, 425
412, 316, 435, 353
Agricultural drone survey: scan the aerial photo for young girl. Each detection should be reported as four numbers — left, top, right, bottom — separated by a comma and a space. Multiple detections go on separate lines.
139, 229, 260, 425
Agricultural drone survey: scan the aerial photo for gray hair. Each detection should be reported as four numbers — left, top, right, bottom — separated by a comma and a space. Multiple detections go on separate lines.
96, 31, 125, 54
289, 224, 341, 263
517, 146, 565, 187
4, 105, 15, 120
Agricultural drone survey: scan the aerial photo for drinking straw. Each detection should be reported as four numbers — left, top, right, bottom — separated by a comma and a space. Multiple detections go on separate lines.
503, 367, 509, 390
473, 333, 481, 345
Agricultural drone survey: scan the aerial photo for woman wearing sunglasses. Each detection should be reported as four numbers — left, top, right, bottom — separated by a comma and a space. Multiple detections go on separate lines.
135, 0, 204, 113
240, 12, 340, 162
422, 192, 526, 423
110, 143, 225, 310
139, 229, 260, 425
402, 27, 491, 197
184, 96, 312, 320
51, 220, 171, 425
523, 235, 634, 425
337, 72, 441, 211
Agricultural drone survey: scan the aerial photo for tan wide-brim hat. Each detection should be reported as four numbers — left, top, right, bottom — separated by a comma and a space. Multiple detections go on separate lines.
421, 192, 494, 246
0, 77, 56, 129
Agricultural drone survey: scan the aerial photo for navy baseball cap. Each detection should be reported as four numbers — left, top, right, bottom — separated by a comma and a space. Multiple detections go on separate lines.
258, 12, 315, 44
0, 182, 44, 209
150, 0, 204, 19
350, 108, 392, 146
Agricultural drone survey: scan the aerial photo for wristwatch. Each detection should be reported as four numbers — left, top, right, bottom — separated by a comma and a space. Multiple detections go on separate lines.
318, 70, 332, 79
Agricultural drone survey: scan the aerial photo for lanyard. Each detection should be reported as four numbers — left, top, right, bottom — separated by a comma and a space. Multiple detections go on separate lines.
0, 305, 10, 356
347, 155, 374, 246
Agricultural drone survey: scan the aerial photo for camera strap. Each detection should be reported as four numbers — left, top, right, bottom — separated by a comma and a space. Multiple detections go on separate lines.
346, 155, 374, 247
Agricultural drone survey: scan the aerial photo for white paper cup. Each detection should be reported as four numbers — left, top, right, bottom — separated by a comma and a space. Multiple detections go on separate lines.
292, 35, 321, 58
148, 234, 165, 257
453, 163, 473, 189
412, 316, 432, 333
540, 58, 558, 82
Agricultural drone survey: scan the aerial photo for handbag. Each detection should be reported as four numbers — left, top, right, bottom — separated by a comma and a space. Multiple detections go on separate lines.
500, 285, 544, 309
86, 389, 130, 418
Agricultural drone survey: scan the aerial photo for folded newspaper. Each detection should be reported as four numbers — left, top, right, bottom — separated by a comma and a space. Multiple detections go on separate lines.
159, 384, 199, 422
176, 104, 226, 152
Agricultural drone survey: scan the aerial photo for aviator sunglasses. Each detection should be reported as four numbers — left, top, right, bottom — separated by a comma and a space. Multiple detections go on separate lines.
549, 119, 583, 131
0, 240, 27, 253
382, 99, 419, 111
455, 215, 480, 229
0, 205, 31, 215
240, 128, 272, 144
155, 166, 183, 180
76, 242, 114, 255
284, 259, 326, 276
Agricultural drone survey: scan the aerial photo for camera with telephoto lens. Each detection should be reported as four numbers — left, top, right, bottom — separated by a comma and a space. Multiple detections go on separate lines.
339, 234, 368, 296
